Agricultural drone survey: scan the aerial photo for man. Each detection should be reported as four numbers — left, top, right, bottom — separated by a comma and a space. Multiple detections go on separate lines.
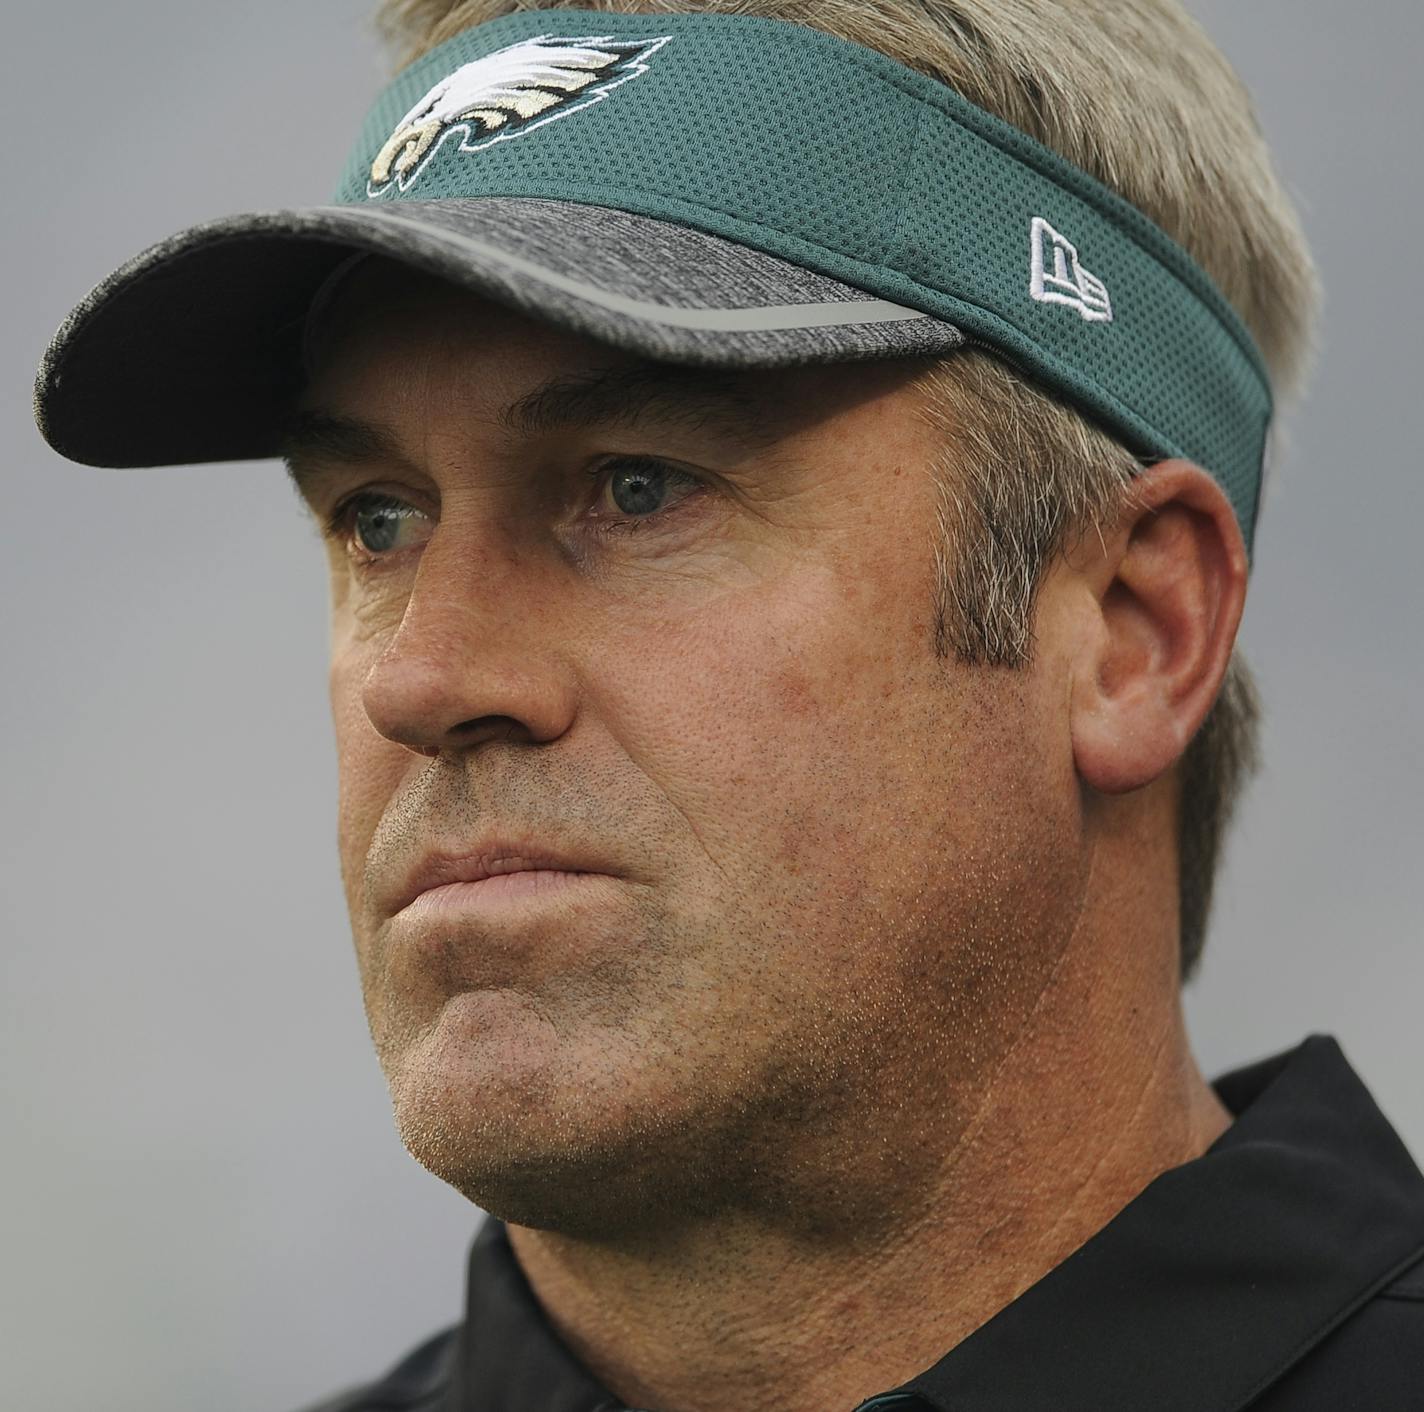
33, 2, 1424, 1409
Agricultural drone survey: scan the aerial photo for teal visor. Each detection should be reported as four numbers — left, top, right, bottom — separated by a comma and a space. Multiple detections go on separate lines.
34, 8, 1273, 553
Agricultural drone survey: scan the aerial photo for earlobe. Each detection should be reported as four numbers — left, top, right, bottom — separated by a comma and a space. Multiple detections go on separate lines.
1069, 460, 1249, 797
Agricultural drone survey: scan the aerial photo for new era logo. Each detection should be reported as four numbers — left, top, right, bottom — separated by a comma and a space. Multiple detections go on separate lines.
1029, 216, 1113, 323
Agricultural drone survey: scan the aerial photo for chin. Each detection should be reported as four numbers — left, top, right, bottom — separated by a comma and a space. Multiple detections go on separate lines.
382, 1042, 782, 1241
391, 1100, 706, 1240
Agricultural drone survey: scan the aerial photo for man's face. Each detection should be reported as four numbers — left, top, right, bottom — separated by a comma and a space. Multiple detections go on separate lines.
296, 259, 1087, 1239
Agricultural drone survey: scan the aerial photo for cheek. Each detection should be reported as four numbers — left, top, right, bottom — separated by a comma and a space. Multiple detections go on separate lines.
328, 657, 405, 916
592, 553, 936, 885
597, 528, 1071, 923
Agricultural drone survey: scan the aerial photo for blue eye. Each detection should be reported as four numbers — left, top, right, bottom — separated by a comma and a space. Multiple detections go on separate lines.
323, 492, 423, 557
595, 457, 704, 528
321, 457, 705, 563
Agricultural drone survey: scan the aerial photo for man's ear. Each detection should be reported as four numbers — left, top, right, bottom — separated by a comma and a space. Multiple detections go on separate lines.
1068, 459, 1249, 796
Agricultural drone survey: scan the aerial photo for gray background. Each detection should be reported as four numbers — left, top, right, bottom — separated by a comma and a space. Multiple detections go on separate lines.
3, 3, 1420, 1408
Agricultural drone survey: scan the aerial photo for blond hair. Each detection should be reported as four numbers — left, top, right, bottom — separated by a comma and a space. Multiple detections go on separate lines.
373, 0, 1322, 983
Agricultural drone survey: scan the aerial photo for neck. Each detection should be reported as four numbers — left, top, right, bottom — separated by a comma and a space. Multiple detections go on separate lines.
506, 797, 1232, 1412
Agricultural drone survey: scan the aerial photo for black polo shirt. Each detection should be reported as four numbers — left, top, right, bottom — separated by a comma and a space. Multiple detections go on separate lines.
297, 1032, 1424, 1411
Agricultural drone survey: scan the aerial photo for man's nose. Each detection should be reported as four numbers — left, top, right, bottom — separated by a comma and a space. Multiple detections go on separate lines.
355, 525, 580, 758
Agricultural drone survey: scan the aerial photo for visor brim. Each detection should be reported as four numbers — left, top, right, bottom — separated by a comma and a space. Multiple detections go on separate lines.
35, 196, 967, 469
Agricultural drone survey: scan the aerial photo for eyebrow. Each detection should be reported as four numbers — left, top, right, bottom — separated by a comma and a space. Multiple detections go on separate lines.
281, 413, 412, 506
281, 360, 782, 507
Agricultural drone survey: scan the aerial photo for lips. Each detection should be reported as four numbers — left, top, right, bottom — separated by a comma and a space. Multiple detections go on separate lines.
390, 844, 614, 916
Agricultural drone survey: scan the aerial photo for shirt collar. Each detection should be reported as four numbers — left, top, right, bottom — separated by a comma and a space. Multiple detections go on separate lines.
453, 1033, 1424, 1412
901, 1032, 1424, 1411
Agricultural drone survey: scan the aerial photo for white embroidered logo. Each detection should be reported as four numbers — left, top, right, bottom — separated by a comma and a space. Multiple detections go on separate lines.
368, 33, 674, 196
1029, 216, 1114, 323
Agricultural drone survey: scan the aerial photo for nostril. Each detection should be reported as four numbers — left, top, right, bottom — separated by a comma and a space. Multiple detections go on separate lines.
454, 714, 530, 748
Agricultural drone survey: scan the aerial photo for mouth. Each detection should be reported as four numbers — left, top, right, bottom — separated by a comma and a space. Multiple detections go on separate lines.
396, 868, 617, 921
392, 875, 630, 971
391, 844, 622, 918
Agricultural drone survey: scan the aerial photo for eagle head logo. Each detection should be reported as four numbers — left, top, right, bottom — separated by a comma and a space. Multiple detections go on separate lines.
368, 32, 674, 196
